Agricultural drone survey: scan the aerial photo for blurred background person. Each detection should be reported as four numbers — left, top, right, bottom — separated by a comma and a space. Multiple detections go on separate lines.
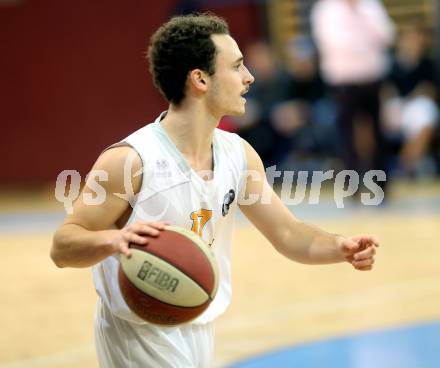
232, 40, 295, 167
279, 35, 339, 172
311, 0, 395, 194
233, 37, 335, 171
381, 23, 439, 178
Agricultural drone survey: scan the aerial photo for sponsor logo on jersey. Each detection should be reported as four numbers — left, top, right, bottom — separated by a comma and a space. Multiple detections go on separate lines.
155, 159, 171, 178
222, 189, 235, 216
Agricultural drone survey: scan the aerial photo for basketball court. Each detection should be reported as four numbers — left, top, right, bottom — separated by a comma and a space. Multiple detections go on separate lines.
0, 179, 439, 367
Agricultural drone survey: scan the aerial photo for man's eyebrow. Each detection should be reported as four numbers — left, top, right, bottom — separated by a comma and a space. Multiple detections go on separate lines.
233, 56, 244, 64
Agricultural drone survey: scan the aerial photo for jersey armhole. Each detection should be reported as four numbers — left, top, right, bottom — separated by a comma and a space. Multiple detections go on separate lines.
101, 141, 145, 227
236, 135, 248, 195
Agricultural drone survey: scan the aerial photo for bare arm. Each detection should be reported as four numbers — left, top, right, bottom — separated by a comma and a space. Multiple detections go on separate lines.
238, 140, 378, 270
51, 146, 167, 268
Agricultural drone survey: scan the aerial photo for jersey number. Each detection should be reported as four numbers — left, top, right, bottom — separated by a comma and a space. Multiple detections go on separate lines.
190, 209, 212, 237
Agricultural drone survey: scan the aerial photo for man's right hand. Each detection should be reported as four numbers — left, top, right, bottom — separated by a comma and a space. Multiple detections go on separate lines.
111, 221, 170, 257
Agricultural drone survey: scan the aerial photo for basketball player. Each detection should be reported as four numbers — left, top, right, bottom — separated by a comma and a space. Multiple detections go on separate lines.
51, 14, 378, 368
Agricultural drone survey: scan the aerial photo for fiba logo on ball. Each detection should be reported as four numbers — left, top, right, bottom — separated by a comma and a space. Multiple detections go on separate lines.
136, 260, 180, 293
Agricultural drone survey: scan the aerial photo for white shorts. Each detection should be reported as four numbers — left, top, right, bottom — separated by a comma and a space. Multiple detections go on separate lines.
94, 298, 214, 368
383, 96, 439, 140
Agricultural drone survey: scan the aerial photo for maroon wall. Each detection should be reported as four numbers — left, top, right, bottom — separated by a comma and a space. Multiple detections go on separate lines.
0, 1, 261, 184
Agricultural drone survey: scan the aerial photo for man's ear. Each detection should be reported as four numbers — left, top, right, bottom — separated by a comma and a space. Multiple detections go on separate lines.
188, 69, 209, 92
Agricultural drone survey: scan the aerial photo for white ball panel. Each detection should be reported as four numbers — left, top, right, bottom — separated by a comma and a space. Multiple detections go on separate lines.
120, 249, 209, 307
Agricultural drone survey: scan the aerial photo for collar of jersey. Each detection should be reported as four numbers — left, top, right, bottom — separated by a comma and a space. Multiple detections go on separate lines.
151, 111, 219, 186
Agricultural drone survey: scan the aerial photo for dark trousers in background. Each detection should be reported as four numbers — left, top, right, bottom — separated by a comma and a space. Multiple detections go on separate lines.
332, 81, 388, 192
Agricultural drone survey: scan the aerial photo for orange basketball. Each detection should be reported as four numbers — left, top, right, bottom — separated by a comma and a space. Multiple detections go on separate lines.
118, 225, 218, 326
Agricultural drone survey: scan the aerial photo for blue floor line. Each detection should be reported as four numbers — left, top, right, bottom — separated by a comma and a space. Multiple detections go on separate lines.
228, 321, 440, 368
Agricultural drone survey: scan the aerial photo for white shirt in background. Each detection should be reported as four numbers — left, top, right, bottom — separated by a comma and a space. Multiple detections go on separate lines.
311, 0, 395, 85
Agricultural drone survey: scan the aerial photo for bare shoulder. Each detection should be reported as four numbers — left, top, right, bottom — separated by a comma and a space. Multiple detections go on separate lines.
95, 145, 142, 173
240, 138, 264, 172
91, 145, 143, 193
61, 145, 143, 230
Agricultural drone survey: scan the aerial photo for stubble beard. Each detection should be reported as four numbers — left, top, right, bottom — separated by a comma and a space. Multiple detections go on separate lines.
208, 79, 245, 117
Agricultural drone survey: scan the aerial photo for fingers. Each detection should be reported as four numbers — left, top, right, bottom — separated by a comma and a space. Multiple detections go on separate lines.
134, 225, 160, 237
341, 235, 379, 256
141, 221, 170, 230
341, 235, 379, 271
126, 221, 169, 237
117, 241, 132, 258
114, 230, 147, 259
353, 245, 376, 261
340, 239, 360, 255
123, 231, 148, 245
352, 257, 375, 270
350, 244, 376, 270
118, 221, 170, 256
350, 235, 380, 248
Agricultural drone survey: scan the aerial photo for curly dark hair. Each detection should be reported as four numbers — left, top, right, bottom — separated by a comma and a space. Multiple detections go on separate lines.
147, 13, 230, 105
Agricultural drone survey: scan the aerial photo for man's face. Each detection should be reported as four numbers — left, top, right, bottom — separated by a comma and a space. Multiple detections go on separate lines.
206, 34, 255, 117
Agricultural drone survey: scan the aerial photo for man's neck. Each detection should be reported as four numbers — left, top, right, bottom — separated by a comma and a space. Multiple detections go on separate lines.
159, 102, 219, 172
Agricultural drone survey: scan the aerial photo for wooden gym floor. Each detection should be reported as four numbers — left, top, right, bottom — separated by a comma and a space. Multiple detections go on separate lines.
0, 180, 439, 367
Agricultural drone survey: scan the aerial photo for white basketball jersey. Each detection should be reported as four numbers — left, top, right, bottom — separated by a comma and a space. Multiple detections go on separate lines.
92, 112, 247, 325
